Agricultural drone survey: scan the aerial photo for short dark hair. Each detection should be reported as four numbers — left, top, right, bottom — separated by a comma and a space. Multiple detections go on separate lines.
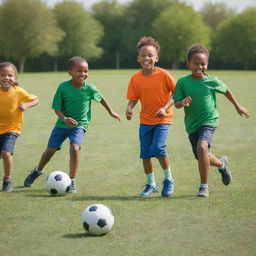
0, 62, 19, 85
187, 44, 209, 61
67, 56, 88, 70
136, 36, 160, 53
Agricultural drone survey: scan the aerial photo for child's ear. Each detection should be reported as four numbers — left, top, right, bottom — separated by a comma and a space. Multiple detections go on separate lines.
156, 55, 159, 63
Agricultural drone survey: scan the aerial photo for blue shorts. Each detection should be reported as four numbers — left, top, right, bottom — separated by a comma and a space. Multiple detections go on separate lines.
139, 124, 170, 159
47, 127, 85, 150
189, 125, 216, 159
0, 132, 19, 154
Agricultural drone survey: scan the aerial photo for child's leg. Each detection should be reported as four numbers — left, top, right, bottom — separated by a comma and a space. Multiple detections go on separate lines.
69, 144, 80, 179
2, 151, 12, 177
37, 148, 57, 171
197, 140, 210, 185
209, 153, 222, 167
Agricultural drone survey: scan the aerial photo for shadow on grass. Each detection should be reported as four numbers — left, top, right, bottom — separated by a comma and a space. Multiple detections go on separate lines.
63, 233, 105, 239
12, 186, 45, 194
71, 194, 195, 201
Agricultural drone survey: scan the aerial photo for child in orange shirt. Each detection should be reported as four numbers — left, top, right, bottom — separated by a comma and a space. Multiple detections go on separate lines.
0, 62, 39, 192
125, 37, 176, 197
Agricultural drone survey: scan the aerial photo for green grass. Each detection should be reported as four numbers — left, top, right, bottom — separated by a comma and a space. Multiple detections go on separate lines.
0, 70, 255, 256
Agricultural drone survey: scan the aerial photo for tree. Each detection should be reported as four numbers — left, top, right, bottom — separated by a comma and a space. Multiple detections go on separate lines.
214, 8, 256, 69
200, 2, 235, 30
153, 2, 210, 69
92, 0, 125, 68
0, 0, 64, 72
53, 1, 103, 69
120, 0, 177, 67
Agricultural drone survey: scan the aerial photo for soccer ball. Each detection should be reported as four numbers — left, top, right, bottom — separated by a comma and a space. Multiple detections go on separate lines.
45, 171, 71, 196
81, 204, 114, 236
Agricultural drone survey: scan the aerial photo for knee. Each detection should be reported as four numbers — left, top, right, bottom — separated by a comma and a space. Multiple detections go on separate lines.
1, 151, 11, 159
197, 141, 209, 156
70, 144, 80, 155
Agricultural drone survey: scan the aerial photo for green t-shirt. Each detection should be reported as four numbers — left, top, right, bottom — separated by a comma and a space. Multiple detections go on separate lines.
52, 80, 103, 130
173, 74, 227, 134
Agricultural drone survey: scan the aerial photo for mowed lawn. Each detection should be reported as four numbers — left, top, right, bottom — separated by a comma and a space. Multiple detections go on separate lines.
0, 70, 255, 256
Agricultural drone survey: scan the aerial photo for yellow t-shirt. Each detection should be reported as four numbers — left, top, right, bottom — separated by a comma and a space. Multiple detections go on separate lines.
0, 86, 37, 134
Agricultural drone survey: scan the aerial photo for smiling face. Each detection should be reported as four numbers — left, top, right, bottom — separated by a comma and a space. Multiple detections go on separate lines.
187, 53, 208, 80
137, 45, 159, 75
68, 61, 89, 87
0, 66, 17, 91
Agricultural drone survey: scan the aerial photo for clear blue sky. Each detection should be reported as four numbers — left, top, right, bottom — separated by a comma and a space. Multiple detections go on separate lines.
44, 0, 256, 12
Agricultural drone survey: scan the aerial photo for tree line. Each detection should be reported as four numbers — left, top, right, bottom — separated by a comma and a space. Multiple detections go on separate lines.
0, 0, 255, 72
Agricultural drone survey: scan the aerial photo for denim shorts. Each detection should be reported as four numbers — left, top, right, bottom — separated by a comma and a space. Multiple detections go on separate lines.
189, 125, 216, 159
47, 127, 85, 150
139, 124, 170, 159
0, 132, 19, 154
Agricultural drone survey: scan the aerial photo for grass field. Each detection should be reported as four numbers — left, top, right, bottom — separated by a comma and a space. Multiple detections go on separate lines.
0, 70, 255, 256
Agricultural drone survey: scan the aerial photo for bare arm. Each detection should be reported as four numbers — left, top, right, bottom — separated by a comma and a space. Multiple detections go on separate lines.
174, 96, 192, 109
125, 100, 137, 120
19, 98, 39, 111
100, 98, 121, 121
225, 89, 250, 118
54, 109, 78, 127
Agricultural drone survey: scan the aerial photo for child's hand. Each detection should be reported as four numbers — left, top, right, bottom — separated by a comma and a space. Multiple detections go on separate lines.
110, 111, 121, 121
236, 106, 250, 118
156, 107, 167, 118
126, 108, 133, 120
182, 96, 192, 107
63, 117, 78, 127
19, 103, 28, 111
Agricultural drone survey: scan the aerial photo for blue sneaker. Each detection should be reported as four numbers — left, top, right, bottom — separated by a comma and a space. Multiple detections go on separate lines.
161, 179, 174, 197
24, 168, 42, 187
218, 156, 232, 185
140, 184, 159, 196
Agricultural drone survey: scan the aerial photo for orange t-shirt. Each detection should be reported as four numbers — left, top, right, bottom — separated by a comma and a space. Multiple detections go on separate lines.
0, 86, 37, 134
127, 67, 176, 125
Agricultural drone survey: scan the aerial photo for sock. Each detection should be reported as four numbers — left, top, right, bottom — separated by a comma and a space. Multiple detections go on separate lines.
163, 167, 173, 182
218, 161, 225, 170
146, 173, 156, 187
35, 167, 43, 174
71, 179, 76, 186
200, 183, 208, 188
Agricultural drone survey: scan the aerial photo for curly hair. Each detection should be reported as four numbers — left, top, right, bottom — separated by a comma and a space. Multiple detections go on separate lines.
0, 62, 19, 85
67, 56, 88, 70
136, 36, 160, 53
187, 44, 209, 61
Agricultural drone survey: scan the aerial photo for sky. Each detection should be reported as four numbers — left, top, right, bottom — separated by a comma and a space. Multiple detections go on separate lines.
44, 0, 256, 12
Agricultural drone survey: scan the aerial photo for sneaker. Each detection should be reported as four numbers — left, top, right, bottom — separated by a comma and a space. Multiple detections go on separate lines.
218, 156, 232, 185
161, 179, 174, 197
67, 183, 77, 194
140, 184, 159, 196
197, 187, 209, 197
24, 168, 42, 187
2, 177, 12, 192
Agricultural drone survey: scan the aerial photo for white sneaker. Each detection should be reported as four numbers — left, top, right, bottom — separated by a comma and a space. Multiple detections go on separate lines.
68, 183, 77, 194
197, 187, 209, 197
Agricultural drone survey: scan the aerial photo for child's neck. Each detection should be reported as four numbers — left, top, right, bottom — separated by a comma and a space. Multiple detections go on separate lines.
0, 86, 13, 92
71, 80, 84, 88
142, 67, 156, 76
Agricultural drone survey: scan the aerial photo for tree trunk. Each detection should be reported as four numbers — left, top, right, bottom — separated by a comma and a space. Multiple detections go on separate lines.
19, 56, 26, 73
171, 57, 180, 69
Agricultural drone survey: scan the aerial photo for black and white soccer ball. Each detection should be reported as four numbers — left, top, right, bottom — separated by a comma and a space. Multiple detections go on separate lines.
81, 204, 114, 236
45, 171, 71, 196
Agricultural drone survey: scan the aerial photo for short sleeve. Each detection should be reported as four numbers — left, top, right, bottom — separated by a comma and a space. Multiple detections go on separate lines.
127, 76, 139, 101
208, 76, 228, 94
52, 85, 63, 110
173, 79, 184, 101
19, 87, 37, 103
164, 71, 176, 92
90, 84, 103, 103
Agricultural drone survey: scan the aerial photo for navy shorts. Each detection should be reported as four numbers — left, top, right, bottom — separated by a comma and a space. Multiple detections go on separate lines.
139, 124, 170, 159
189, 125, 216, 159
47, 127, 85, 150
0, 132, 19, 154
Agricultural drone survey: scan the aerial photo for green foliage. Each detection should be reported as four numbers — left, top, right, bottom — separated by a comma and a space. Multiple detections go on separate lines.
200, 2, 235, 30
153, 2, 211, 68
0, 0, 64, 72
53, 1, 103, 60
91, 0, 125, 68
0, 70, 255, 256
215, 8, 256, 69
